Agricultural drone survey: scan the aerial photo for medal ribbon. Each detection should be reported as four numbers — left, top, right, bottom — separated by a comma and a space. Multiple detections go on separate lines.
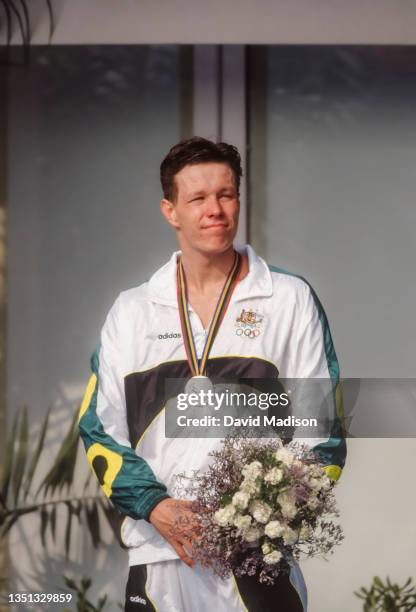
177, 251, 241, 377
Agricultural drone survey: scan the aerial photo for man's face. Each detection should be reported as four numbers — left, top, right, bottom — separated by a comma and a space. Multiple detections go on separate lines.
161, 162, 240, 256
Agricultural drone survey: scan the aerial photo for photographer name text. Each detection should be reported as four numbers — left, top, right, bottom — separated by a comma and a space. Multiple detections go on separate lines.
176, 414, 318, 428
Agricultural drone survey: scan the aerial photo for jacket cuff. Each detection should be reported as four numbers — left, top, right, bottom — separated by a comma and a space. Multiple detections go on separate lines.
140, 492, 171, 522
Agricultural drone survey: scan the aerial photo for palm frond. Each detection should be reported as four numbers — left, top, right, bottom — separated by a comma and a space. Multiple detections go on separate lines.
36, 409, 79, 498
40, 506, 48, 547
16, 0, 30, 41
6, 0, 26, 44
23, 406, 51, 501
12, 406, 28, 505
85, 500, 101, 549
0, 405, 120, 553
44, 0, 54, 43
1, 408, 19, 504
0, 0, 13, 45
0, 0, 54, 47
49, 503, 56, 542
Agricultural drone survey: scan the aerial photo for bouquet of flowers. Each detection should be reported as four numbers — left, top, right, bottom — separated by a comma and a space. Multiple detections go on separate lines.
175, 437, 343, 584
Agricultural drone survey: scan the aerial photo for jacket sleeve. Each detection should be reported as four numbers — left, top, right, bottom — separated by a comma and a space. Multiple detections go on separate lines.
292, 281, 347, 482
78, 295, 170, 520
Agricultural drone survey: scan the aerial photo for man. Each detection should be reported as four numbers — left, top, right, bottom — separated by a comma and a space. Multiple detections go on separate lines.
79, 137, 346, 611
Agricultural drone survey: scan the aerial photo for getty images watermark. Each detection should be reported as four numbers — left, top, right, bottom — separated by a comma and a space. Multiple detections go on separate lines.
175, 387, 318, 429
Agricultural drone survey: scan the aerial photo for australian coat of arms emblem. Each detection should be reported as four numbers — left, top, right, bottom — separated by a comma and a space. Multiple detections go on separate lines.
235, 308, 264, 338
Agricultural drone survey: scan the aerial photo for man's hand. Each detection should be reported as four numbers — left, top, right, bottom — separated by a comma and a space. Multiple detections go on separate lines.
149, 498, 199, 567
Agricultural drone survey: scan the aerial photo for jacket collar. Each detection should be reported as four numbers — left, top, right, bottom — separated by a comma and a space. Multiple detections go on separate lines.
146, 244, 273, 306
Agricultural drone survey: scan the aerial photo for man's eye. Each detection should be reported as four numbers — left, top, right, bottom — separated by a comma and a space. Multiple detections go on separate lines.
190, 197, 203, 202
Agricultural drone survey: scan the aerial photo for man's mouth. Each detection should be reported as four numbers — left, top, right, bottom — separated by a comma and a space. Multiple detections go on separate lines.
203, 224, 228, 229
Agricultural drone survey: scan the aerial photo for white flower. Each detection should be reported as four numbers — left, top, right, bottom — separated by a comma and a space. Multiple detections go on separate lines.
233, 514, 252, 534
264, 520, 285, 539
321, 475, 332, 491
275, 447, 295, 466
264, 550, 282, 565
282, 527, 298, 546
308, 465, 324, 478
240, 477, 261, 496
308, 478, 320, 491
299, 523, 312, 540
243, 526, 263, 543
264, 467, 284, 485
249, 500, 273, 524
242, 461, 263, 480
213, 504, 236, 527
232, 491, 251, 511
307, 495, 320, 511
277, 491, 297, 519
262, 541, 273, 554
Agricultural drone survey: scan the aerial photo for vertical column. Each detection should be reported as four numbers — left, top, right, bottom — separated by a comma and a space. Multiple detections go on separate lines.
192, 45, 248, 244
221, 45, 247, 244
0, 47, 9, 609
193, 45, 221, 141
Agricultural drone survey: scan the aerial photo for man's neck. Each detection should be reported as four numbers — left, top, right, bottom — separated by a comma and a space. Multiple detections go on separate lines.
180, 246, 237, 294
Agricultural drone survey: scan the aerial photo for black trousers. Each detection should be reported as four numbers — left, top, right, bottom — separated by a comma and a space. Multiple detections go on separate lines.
125, 563, 304, 612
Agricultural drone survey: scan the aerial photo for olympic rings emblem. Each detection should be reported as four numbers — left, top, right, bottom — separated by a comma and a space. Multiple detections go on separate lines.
236, 327, 260, 338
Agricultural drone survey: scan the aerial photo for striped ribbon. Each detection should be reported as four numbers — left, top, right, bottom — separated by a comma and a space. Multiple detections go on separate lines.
177, 251, 241, 376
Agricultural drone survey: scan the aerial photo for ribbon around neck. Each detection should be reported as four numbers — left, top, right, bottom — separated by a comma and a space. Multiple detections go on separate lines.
177, 251, 241, 377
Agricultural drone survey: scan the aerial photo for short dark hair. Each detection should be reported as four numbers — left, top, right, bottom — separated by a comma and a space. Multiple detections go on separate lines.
160, 136, 242, 201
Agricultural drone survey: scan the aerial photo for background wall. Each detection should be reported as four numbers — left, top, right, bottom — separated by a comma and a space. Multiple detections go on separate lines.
6, 45, 185, 609
3, 0, 416, 45
3, 33, 416, 612
248, 45, 416, 611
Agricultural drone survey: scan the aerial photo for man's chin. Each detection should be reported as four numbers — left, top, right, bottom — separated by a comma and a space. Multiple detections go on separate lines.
197, 239, 236, 256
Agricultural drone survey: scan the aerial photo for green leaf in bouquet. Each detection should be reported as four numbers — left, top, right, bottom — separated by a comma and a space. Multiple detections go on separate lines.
12, 406, 29, 505
219, 492, 234, 507
23, 406, 51, 500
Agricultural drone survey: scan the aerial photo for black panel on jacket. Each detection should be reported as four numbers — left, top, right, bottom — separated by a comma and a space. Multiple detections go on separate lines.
124, 356, 279, 448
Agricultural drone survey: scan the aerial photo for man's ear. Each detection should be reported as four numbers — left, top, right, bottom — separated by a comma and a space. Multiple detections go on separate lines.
160, 198, 179, 229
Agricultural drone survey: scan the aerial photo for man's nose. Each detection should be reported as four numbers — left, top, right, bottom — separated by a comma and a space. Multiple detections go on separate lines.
205, 195, 223, 216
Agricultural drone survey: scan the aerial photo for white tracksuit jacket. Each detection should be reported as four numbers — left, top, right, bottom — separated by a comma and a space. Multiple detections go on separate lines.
79, 244, 346, 608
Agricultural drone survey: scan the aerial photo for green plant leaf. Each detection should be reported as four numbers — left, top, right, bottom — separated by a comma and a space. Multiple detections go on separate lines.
23, 406, 51, 500
12, 407, 29, 505
81, 577, 92, 591
50, 504, 56, 542
1, 410, 20, 504
85, 501, 101, 549
83, 469, 93, 491
1, 513, 20, 537
37, 410, 80, 497
97, 498, 120, 542
63, 576, 77, 591
40, 506, 49, 547
64, 501, 73, 558
373, 576, 384, 589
